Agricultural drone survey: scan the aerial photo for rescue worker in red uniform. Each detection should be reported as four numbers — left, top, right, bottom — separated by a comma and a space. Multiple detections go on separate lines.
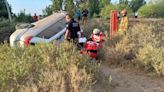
90, 28, 105, 45
81, 28, 105, 59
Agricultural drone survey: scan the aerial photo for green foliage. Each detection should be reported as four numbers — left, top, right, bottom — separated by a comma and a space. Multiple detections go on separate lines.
100, 4, 133, 18
99, 0, 111, 9
51, 0, 62, 12
100, 4, 116, 19
119, 0, 129, 4
0, 18, 15, 33
43, 5, 53, 16
88, 0, 100, 17
139, 0, 164, 18
129, 0, 146, 12
43, 0, 62, 16
117, 3, 133, 12
0, 0, 12, 19
0, 18, 15, 43
15, 11, 34, 23
65, 0, 74, 15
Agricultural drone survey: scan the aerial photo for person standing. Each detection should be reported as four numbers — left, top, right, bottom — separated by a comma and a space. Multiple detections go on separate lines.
118, 9, 129, 35
76, 9, 81, 22
82, 8, 89, 25
33, 13, 38, 22
134, 12, 138, 18
64, 14, 81, 45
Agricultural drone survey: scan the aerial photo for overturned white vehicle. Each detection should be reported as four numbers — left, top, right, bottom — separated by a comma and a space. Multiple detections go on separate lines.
10, 12, 67, 47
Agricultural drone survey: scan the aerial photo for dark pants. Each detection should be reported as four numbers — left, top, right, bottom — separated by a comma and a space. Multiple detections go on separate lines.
77, 16, 81, 21
67, 38, 78, 45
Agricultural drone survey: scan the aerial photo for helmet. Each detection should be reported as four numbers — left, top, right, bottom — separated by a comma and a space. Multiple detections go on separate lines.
93, 28, 100, 35
121, 9, 127, 15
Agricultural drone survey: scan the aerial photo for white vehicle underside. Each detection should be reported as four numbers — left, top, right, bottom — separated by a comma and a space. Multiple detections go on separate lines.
10, 12, 67, 47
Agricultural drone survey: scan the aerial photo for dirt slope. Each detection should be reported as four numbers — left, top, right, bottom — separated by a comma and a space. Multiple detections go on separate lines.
100, 63, 164, 92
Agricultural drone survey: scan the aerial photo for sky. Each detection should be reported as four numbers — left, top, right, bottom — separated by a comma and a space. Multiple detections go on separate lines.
8, 0, 52, 15
7, 0, 133, 15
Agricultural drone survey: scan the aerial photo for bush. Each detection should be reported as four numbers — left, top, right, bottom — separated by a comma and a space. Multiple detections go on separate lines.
0, 19, 16, 43
137, 45, 164, 76
83, 18, 109, 38
100, 4, 117, 19
100, 4, 133, 19
104, 22, 164, 75
0, 43, 110, 92
0, 19, 16, 33
15, 11, 34, 23
139, 0, 164, 18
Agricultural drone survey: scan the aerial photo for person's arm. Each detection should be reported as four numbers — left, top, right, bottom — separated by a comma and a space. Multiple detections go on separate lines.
64, 29, 70, 40
65, 24, 70, 40
124, 17, 129, 30
80, 29, 84, 37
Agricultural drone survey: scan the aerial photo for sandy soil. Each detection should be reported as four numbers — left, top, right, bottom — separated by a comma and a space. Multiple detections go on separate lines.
99, 63, 164, 92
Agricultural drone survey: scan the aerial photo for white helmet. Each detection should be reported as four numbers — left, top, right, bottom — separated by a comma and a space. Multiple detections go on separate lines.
93, 28, 100, 35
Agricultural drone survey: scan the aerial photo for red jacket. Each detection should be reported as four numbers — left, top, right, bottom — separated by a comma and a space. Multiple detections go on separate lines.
33, 15, 38, 22
83, 41, 99, 59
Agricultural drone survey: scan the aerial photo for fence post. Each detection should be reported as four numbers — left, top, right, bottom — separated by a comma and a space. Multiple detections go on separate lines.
110, 10, 118, 39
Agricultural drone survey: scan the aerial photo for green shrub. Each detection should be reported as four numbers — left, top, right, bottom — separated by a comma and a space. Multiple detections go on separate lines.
0, 19, 16, 33
15, 11, 34, 23
139, 0, 164, 18
100, 4, 133, 19
100, 4, 117, 19
0, 19, 16, 43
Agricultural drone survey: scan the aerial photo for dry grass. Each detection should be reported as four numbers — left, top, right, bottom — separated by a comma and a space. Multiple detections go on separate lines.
0, 42, 112, 92
103, 22, 164, 76
82, 18, 110, 38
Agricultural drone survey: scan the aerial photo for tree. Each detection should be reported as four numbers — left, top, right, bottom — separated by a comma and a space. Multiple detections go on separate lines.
88, 0, 100, 17
43, 5, 53, 16
139, 0, 164, 18
16, 10, 34, 23
100, 3, 133, 18
0, 0, 12, 19
119, 0, 129, 4
42, 0, 62, 16
51, 0, 63, 12
99, 0, 111, 8
130, 0, 146, 12
65, 0, 74, 15
100, 4, 117, 18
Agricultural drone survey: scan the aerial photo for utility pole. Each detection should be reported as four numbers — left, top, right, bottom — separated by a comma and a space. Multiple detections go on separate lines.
4, 0, 12, 22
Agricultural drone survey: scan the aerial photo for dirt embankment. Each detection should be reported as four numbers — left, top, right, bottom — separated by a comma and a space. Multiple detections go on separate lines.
100, 63, 164, 92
